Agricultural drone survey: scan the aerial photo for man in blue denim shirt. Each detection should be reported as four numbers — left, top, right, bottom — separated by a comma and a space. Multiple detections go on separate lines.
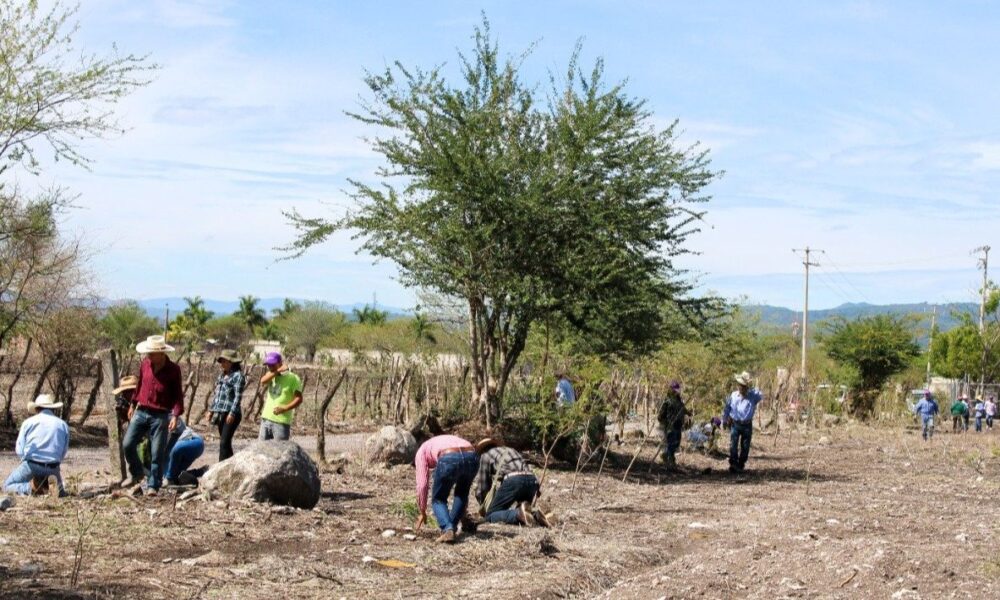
913, 391, 939, 441
723, 371, 763, 473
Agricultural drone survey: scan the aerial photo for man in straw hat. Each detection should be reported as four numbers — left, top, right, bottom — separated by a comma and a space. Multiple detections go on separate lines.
473, 438, 549, 527
112, 375, 138, 436
121, 335, 184, 495
723, 371, 764, 473
3, 394, 69, 497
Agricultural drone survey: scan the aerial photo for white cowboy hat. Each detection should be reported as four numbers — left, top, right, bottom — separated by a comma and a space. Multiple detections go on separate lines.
136, 335, 174, 354
734, 371, 753, 386
29, 394, 63, 410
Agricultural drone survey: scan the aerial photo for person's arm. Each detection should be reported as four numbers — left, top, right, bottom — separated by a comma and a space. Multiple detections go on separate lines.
14, 422, 27, 459
170, 363, 184, 419
474, 453, 493, 505
231, 372, 246, 416
59, 421, 70, 461
722, 396, 731, 424
273, 376, 304, 415
260, 364, 288, 385
414, 447, 430, 527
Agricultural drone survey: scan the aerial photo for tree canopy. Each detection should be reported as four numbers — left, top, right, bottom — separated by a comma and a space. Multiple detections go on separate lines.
283, 18, 717, 423
820, 314, 920, 416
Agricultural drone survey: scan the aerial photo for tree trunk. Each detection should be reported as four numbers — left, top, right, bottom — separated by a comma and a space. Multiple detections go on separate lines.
78, 360, 104, 426
98, 349, 126, 481
3, 338, 33, 426
29, 353, 60, 407
316, 368, 348, 462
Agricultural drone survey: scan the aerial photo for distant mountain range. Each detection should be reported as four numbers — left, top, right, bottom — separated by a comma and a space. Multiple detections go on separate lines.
133, 297, 409, 319
745, 301, 979, 333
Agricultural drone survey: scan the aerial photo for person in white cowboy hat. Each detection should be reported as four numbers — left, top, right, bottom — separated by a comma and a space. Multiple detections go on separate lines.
722, 371, 764, 473
3, 394, 69, 497
121, 335, 184, 496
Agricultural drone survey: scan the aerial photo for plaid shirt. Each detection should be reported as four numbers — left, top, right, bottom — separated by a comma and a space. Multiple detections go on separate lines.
474, 446, 533, 504
209, 370, 246, 416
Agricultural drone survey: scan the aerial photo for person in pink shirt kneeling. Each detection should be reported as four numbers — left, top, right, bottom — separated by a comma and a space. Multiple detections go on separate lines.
414, 434, 480, 543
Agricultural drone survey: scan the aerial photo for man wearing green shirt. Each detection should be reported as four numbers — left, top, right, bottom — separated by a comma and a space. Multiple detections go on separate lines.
258, 352, 303, 441
950, 396, 969, 433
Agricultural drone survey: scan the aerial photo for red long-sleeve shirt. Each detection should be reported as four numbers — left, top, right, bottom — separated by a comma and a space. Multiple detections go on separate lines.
134, 357, 184, 417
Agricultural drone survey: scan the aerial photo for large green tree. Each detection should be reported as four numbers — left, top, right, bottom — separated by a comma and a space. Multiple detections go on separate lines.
820, 314, 920, 417
235, 295, 267, 337
283, 20, 716, 423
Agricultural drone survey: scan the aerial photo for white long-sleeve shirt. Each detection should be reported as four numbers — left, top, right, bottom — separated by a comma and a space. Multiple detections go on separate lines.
15, 409, 69, 464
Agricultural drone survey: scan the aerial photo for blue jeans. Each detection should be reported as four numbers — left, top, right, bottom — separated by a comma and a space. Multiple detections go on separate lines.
166, 438, 204, 482
921, 415, 935, 440
259, 420, 290, 441
123, 408, 170, 490
484, 474, 539, 525
729, 422, 753, 470
976, 415, 983, 432
3, 460, 63, 496
431, 451, 479, 532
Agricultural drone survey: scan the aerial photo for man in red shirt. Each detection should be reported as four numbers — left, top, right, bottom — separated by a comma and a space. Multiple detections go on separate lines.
121, 335, 184, 495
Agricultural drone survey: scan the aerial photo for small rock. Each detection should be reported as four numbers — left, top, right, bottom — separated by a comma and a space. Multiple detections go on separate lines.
403, 534, 417, 541
976, 476, 984, 482
361, 556, 376, 564
687, 522, 712, 529
826, 518, 839, 525
381, 529, 396, 538
0, 537, 9, 545
212, 500, 227, 509
0, 496, 15, 511
955, 533, 968, 543
818, 436, 831, 445
162, 558, 174, 564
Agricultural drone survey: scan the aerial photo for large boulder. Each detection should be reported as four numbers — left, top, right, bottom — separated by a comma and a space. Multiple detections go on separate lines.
365, 425, 417, 466
201, 441, 321, 509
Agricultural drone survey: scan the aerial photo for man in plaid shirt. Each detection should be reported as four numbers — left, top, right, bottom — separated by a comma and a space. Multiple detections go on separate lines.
473, 439, 549, 527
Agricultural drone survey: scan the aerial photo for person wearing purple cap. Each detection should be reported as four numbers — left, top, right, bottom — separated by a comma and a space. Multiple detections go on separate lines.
258, 352, 303, 441
657, 380, 690, 468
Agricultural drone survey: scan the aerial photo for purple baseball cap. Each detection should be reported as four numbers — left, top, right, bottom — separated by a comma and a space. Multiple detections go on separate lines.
263, 351, 282, 366
669, 380, 682, 392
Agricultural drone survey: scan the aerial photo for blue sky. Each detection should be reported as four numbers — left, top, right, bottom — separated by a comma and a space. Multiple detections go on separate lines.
15, 0, 1000, 310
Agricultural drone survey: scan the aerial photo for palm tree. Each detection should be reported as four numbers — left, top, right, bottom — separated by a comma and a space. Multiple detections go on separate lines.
272, 298, 301, 320
235, 295, 267, 336
410, 312, 436, 344
353, 304, 388, 326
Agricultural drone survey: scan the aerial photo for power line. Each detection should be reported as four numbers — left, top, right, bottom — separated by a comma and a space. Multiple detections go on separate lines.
820, 259, 872, 304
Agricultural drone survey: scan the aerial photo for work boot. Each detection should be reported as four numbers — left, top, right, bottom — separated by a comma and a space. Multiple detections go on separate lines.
29, 476, 48, 496
143, 486, 158, 497
436, 530, 456, 544
517, 502, 537, 527
459, 514, 479, 535
531, 508, 552, 528
46, 475, 60, 498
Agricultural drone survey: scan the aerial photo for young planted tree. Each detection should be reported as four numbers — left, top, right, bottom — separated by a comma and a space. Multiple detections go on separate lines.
820, 314, 920, 418
283, 19, 717, 424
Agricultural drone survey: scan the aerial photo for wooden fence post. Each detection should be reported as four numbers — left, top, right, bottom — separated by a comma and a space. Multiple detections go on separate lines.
316, 368, 348, 463
97, 349, 126, 481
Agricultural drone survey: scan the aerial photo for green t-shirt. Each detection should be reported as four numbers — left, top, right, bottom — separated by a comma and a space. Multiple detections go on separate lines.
262, 372, 303, 425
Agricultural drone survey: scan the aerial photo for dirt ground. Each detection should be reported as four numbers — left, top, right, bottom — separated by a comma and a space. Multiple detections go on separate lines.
2, 422, 1000, 599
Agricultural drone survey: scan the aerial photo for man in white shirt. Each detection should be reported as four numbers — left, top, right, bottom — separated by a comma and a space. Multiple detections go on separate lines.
555, 372, 576, 407
3, 394, 69, 496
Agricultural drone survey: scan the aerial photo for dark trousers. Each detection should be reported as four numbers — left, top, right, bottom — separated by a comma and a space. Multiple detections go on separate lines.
665, 428, 682, 457
216, 412, 242, 461
484, 474, 540, 525
431, 451, 479, 532
729, 422, 753, 471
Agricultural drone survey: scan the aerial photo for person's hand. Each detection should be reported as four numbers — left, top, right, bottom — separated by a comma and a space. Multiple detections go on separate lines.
273, 406, 285, 415
127, 405, 135, 421
168, 416, 177, 431
226, 413, 236, 425
277, 364, 289, 374
415, 511, 427, 531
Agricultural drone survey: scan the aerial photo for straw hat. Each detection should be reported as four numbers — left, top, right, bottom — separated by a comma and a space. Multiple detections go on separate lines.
112, 375, 138, 395
734, 371, 752, 386
216, 349, 242, 364
475, 438, 499, 454
136, 335, 174, 354
28, 394, 63, 410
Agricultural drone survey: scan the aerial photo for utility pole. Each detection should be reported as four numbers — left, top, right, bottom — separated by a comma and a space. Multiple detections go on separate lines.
793, 247, 823, 397
163, 304, 170, 338
926, 305, 937, 388
973, 246, 991, 400
974, 245, 991, 333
